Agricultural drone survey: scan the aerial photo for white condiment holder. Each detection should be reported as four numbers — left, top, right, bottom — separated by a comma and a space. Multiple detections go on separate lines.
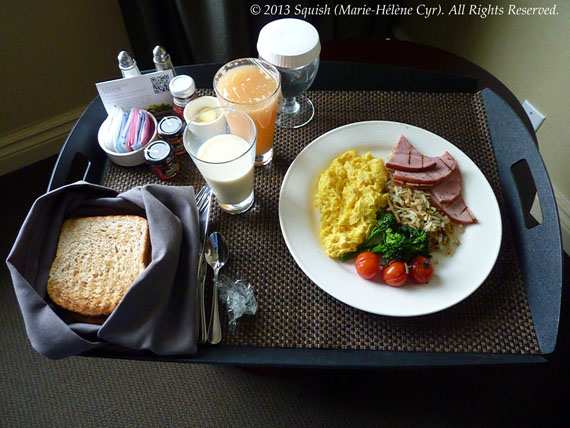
183, 97, 226, 141
97, 111, 158, 167
183, 96, 220, 123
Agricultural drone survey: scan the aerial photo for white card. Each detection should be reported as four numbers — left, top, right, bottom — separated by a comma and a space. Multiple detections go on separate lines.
96, 70, 175, 115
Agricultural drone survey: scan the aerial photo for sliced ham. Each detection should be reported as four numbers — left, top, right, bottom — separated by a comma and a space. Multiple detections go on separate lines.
386, 135, 438, 172
430, 168, 462, 204
393, 152, 457, 185
430, 195, 477, 224
392, 179, 434, 190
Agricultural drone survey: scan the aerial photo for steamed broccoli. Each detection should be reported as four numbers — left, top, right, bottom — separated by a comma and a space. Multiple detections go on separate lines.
360, 210, 397, 248
372, 222, 430, 262
339, 210, 430, 262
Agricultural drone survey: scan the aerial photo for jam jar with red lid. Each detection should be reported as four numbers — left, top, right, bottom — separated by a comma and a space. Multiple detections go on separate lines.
169, 74, 196, 119
144, 140, 180, 181
157, 115, 186, 156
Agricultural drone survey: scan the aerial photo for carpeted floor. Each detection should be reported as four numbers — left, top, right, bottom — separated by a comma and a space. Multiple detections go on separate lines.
1, 156, 568, 427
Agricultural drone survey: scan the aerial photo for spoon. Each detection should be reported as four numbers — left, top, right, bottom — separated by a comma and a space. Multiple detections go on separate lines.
204, 232, 228, 344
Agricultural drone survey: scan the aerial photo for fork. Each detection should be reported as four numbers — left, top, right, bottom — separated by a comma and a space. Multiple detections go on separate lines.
195, 184, 211, 342
195, 185, 209, 210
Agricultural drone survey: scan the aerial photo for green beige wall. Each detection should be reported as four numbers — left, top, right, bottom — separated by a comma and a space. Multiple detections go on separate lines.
397, 0, 569, 250
0, 1, 132, 172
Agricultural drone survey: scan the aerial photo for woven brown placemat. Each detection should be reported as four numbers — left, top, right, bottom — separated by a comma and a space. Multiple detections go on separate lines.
104, 89, 540, 354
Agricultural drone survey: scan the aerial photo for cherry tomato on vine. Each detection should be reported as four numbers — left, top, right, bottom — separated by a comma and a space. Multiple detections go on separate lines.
408, 256, 434, 284
381, 261, 408, 287
355, 252, 381, 280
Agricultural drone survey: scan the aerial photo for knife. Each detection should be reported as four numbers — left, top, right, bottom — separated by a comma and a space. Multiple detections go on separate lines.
196, 184, 212, 343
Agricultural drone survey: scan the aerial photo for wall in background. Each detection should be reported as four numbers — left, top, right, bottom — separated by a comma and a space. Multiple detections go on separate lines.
396, 0, 569, 251
0, 1, 132, 175
1, 1, 567, 251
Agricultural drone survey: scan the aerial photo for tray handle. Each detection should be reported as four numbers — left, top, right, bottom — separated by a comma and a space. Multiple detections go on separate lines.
482, 88, 563, 354
48, 98, 108, 192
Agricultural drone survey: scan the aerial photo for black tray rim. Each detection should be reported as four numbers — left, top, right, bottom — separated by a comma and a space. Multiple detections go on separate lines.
48, 62, 563, 366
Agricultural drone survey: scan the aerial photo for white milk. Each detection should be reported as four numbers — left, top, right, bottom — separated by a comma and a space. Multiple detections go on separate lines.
197, 134, 254, 204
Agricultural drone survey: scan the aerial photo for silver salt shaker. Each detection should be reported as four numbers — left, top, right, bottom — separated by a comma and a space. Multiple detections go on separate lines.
117, 51, 141, 78
153, 45, 176, 76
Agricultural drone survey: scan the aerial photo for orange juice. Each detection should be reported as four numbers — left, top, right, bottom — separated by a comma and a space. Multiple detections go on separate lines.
214, 60, 281, 165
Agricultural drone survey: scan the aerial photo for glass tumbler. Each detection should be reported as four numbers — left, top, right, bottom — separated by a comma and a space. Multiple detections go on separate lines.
183, 106, 257, 214
213, 58, 281, 166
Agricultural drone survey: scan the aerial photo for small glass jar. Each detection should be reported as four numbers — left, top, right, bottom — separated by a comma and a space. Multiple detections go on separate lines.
157, 116, 186, 156
169, 75, 196, 119
144, 140, 180, 181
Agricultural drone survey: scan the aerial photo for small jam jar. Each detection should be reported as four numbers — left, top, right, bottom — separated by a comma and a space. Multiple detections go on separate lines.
157, 115, 186, 156
169, 74, 196, 119
144, 140, 180, 181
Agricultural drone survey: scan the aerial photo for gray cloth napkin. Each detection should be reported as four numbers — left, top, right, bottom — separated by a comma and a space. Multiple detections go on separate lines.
6, 181, 200, 359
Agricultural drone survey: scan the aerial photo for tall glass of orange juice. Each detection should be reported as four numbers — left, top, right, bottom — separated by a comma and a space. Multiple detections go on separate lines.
214, 58, 281, 166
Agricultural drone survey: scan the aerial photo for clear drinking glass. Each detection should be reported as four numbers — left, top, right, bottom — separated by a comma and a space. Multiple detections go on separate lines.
274, 57, 319, 129
257, 18, 321, 129
213, 58, 281, 166
277, 58, 319, 128
183, 106, 257, 214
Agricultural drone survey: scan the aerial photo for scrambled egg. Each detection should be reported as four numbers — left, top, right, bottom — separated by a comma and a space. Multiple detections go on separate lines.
314, 150, 389, 258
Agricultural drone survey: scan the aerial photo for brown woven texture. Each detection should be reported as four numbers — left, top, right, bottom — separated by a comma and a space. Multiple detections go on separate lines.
104, 89, 540, 354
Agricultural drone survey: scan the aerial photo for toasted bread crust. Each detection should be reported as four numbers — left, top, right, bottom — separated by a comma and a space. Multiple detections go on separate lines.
47, 215, 150, 317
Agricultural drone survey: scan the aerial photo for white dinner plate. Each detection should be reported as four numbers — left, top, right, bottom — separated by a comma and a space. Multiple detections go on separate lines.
279, 121, 502, 317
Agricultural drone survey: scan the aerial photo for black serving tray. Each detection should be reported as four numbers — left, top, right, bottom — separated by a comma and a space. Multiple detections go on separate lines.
48, 62, 563, 367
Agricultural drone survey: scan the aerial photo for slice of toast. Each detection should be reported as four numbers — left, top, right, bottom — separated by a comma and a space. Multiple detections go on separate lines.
47, 215, 150, 318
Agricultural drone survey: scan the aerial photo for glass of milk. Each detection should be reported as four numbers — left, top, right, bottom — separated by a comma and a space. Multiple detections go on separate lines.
183, 106, 257, 214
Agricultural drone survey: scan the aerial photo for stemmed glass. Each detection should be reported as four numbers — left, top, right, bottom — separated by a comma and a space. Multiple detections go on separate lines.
257, 18, 321, 129
275, 57, 320, 129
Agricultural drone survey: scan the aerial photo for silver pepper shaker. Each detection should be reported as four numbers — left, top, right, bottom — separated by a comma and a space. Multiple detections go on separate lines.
153, 45, 176, 76
117, 51, 141, 78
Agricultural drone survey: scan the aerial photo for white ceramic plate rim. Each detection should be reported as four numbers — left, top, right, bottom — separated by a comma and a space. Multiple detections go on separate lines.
279, 121, 502, 317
